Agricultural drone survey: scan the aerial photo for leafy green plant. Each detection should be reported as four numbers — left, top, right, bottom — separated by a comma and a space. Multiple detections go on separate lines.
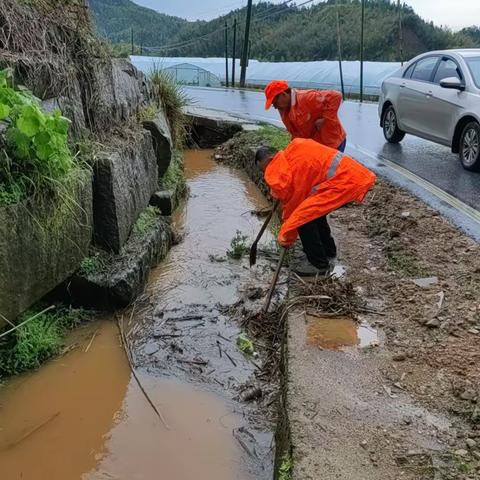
133, 206, 161, 235
0, 307, 85, 377
237, 333, 254, 355
279, 455, 293, 480
227, 230, 250, 259
0, 69, 74, 206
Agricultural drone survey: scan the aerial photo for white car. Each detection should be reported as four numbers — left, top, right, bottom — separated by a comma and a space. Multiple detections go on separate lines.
379, 49, 480, 171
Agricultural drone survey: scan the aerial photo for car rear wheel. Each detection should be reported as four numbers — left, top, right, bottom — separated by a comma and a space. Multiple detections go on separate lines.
382, 106, 405, 144
459, 122, 480, 171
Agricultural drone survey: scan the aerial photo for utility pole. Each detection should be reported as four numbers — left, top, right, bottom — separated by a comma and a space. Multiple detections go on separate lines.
336, 8, 345, 100
232, 18, 237, 87
240, 0, 253, 88
225, 21, 229, 87
398, 0, 404, 66
131, 28, 134, 55
359, 0, 365, 102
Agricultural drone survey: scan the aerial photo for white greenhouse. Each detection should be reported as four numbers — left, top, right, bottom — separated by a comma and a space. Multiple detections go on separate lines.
130, 56, 401, 96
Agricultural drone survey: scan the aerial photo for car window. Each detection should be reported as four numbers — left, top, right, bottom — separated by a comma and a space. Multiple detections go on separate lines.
465, 56, 480, 89
403, 63, 415, 79
410, 56, 439, 82
434, 58, 462, 84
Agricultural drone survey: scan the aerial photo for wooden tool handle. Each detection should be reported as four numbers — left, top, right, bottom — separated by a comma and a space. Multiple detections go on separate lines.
262, 247, 287, 314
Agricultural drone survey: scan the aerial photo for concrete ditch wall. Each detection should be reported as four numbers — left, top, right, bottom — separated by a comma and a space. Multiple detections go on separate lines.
0, 171, 93, 324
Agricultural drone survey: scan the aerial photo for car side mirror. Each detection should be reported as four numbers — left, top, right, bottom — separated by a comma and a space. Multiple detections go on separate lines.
440, 77, 465, 90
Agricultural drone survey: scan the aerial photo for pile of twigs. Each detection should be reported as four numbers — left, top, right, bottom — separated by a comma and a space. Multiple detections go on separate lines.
288, 274, 365, 318
240, 305, 286, 379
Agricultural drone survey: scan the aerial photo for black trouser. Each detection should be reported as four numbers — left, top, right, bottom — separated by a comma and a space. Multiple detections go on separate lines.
297, 216, 336, 269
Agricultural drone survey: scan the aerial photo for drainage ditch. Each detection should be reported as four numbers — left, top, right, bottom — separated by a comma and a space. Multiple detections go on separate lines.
0, 147, 286, 480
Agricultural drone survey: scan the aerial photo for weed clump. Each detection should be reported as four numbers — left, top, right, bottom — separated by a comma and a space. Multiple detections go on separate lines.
278, 455, 293, 480
227, 230, 250, 259
133, 206, 161, 236
0, 307, 86, 377
79, 255, 105, 277
162, 150, 186, 194
149, 66, 190, 148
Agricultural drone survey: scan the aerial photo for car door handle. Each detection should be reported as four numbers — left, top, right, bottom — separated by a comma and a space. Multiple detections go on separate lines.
426, 91, 433, 97
400, 83, 406, 88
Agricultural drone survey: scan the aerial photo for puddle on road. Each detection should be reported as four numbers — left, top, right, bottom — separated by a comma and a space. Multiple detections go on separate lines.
0, 320, 253, 480
306, 316, 379, 350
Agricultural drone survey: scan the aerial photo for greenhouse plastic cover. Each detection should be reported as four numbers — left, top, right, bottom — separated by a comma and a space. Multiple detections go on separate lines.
131, 56, 401, 95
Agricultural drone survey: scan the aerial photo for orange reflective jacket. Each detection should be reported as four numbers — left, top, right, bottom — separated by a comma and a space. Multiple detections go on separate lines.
265, 139, 376, 247
280, 89, 346, 149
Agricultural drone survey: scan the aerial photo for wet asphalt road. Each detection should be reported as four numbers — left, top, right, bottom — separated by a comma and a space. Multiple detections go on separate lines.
184, 86, 480, 211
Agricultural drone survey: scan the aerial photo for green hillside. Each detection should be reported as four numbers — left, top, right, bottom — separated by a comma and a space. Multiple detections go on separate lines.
89, 0, 480, 62
89, 0, 187, 45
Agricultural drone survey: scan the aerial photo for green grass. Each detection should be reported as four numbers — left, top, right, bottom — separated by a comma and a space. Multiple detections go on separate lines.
79, 255, 105, 276
227, 230, 250, 259
256, 125, 290, 150
149, 66, 190, 148
133, 206, 161, 236
278, 455, 293, 480
138, 104, 160, 123
162, 150, 186, 193
0, 307, 86, 377
386, 251, 427, 277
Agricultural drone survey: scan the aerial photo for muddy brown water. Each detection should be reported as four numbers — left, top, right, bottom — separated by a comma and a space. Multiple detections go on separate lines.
0, 150, 278, 480
306, 315, 379, 350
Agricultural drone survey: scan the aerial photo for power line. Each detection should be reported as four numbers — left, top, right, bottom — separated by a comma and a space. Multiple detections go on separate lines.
139, 0, 319, 55
254, 0, 319, 23
253, 0, 296, 22
143, 24, 234, 53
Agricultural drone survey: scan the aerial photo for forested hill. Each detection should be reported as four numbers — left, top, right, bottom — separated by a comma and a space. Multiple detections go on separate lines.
89, 0, 480, 62
89, 0, 188, 46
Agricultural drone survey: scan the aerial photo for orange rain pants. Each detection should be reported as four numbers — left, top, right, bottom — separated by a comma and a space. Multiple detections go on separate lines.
265, 138, 376, 247
280, 89, 346, 149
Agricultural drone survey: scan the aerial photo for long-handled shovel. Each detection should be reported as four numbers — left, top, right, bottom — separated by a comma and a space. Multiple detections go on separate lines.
249, 200, 279, 267
262, 247, 287, 313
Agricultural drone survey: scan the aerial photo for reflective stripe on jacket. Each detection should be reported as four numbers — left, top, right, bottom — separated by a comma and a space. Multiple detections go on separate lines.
265, 138, 376, 247
280, 89, 346, 149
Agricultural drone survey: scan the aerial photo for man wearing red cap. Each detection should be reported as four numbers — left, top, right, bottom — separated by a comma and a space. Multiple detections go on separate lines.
265, 80, 347, 152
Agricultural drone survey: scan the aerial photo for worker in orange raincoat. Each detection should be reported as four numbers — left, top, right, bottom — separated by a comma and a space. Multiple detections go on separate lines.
255, 139, 376, 276
264, 80, 347, 152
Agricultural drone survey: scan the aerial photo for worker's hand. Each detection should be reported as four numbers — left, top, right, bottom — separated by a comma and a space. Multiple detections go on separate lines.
314, 118, 325, 131
278, 237, 293, 249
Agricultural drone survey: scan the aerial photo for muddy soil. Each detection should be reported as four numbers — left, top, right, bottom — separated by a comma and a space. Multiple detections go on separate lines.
325, 179, 480, 478
0, 149, 286, 480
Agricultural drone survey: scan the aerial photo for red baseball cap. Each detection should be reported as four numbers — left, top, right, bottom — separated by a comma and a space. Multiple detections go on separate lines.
264, 80, 289, 110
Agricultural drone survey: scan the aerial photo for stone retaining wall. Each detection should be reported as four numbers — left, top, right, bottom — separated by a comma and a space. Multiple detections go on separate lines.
93, 130, 159, 254
0, 171, 93, 325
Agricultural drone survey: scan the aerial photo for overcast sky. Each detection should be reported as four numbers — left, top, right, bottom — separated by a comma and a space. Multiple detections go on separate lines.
132, 0, 478, 30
